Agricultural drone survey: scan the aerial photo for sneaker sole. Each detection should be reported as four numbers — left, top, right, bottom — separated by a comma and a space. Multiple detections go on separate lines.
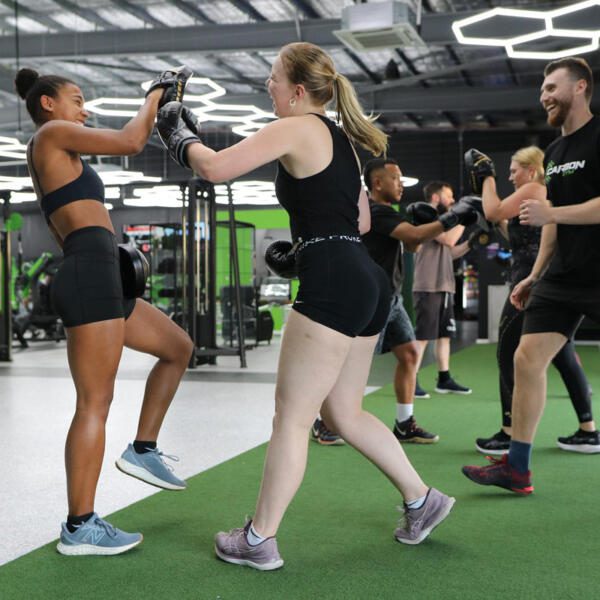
57, 536, 143, 556
398, 437, 440, 444
475, 444, 509, 456
435, 387, 472, 395
556, 441, 600, 454
115, 458, 186, 491
214, 546, 284, 571
313, 437, 345, 446
395, 497, 456, 545
414, 394, 430, 399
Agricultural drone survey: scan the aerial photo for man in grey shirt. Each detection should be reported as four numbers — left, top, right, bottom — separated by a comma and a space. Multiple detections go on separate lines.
413, 181, 472, 395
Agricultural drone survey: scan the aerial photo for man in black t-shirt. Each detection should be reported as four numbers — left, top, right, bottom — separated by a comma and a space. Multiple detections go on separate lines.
463, 57, 600, 495
362, 158, 453, 442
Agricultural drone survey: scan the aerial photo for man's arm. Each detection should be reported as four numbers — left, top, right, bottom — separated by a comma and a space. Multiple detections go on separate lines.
435, 225, 465, 247
389, 220, 444, 252
450, 240, 470, 259
520, 196, 600, 226
529, 223, 557, 280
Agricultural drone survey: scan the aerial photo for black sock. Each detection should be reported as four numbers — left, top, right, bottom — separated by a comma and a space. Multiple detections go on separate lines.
133, 440, 157, 454
66, 512, 94, 533
438, 370, 450, 383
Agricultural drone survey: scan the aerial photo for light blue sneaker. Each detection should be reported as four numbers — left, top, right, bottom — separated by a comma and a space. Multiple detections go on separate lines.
115, 444, 186, 491
56, 514, 142, 556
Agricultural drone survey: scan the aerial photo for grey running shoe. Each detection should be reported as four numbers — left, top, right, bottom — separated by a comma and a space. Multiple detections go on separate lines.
57, 513, 142, 556
116, 444, 186, 490
395, 488, 455, 545
557, 429, 600, 454
215, 521, 284, 571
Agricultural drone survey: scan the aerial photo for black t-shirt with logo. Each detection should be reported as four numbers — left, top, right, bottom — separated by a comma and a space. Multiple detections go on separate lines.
362, 200, 404, 293
543, 115, 600, 285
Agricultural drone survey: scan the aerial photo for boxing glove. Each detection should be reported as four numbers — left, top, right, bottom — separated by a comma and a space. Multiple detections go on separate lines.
157, 101, 201, 169
265, 241, 298, 279
406, 201, 438, 225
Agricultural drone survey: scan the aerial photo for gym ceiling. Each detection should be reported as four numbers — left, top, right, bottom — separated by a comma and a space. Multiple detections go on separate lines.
0, 0, 599, 181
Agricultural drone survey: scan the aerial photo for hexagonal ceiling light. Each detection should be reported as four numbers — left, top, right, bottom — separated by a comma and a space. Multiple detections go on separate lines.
452, 0, 600, 60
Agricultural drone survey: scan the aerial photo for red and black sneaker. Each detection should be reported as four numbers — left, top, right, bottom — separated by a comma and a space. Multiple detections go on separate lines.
462, 454, 533, 495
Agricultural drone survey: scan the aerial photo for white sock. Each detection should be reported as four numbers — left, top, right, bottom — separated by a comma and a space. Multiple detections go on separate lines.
406, 493, 428, 510
246, 523, 266, 546
396, 403, 414, 423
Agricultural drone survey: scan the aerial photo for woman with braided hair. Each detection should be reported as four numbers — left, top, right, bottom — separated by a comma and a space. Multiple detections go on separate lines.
16, 67, 193, 555
475, 145, 597, 455
157, 42, 455, 570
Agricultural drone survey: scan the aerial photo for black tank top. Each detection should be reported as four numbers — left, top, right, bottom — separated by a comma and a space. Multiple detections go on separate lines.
507, 216, 541, 285
275, 113, 361, 241
27, 139, 105, 223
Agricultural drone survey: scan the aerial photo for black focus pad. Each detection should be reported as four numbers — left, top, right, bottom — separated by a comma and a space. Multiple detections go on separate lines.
146, 66, 193, 108
265, 241, 298, 279
118, 244, 149, 299
406, 201, 438, 225
464, 148, 496, 195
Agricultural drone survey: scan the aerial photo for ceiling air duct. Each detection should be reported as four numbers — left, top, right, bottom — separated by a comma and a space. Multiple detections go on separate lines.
333, 1, 426, 52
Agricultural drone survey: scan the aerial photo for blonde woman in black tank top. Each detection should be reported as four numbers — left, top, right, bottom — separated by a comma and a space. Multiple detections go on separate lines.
157, 42, 455, 570
15, 68, 193, 555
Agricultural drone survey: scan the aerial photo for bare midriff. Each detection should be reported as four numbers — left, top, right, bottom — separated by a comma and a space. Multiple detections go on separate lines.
50, 200, 115, 241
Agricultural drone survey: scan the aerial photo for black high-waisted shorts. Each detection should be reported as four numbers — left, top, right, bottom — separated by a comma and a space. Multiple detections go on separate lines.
293, 237, 391, 337
52, 226, 136, 328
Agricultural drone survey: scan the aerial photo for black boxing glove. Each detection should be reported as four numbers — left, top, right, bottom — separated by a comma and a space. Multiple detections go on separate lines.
406, 201, 438, 225
464, 148, 496, 195
265, 241, 298, 279
439, 196, 486, 231
157, 101, 201, 169
146, 66, 193, 108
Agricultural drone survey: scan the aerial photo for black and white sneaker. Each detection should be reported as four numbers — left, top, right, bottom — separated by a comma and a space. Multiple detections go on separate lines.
475, 430, 510, 455
394, 416, 439, 444
557, 429, 600, 454
435, 377, 472, 395
414, 381, 430, 399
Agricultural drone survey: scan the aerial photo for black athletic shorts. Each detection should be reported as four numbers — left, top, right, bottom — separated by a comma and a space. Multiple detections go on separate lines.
293, 238, 391, 337
522, 279, 600, 338
413, 291, 456, 340
52, 226, 137, 328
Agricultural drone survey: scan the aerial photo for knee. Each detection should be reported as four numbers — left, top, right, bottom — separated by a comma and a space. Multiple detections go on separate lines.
395, 342, 419, 369
165, 330, 194, 366
514, 341, 543, 373
75, 391, 113, 422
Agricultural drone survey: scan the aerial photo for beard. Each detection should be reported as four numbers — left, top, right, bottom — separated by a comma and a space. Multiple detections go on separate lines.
546, 98, 570, 128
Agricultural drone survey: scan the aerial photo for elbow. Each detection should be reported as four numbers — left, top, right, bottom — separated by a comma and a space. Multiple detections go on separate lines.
194, 157, 224, 184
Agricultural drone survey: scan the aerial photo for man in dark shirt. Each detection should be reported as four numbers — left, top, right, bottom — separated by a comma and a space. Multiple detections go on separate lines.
463, 57, 600, 494
359, 158, 450, 443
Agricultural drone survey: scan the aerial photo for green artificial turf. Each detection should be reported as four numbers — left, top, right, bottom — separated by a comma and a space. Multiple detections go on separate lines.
2, 343, 599, 600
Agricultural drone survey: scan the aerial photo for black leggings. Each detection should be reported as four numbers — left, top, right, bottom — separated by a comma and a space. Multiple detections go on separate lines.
497, 296, 592, 427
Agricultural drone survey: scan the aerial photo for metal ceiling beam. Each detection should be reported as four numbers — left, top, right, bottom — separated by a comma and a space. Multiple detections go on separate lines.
51, 0, 115, 29
0, 13, 484, 62
167, 0, 215, 24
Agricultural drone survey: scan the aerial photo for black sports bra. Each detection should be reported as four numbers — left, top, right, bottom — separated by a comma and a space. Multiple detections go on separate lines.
27, 139, 105, 223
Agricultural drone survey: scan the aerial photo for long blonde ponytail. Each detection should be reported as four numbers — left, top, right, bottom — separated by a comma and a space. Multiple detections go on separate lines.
279, 42, 388, 157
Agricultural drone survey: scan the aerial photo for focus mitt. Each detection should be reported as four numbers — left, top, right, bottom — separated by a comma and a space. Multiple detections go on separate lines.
146, 66, 193, 108
464, 148, 496, 195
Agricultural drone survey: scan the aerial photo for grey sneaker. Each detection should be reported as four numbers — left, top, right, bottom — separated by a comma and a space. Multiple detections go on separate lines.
395, 488, 455, 545
215, 521, 284, 571
56, 513, 142, 556
116, 444, 186, 490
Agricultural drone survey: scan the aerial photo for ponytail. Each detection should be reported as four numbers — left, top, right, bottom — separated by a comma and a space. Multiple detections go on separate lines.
334, 74, 387, 157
